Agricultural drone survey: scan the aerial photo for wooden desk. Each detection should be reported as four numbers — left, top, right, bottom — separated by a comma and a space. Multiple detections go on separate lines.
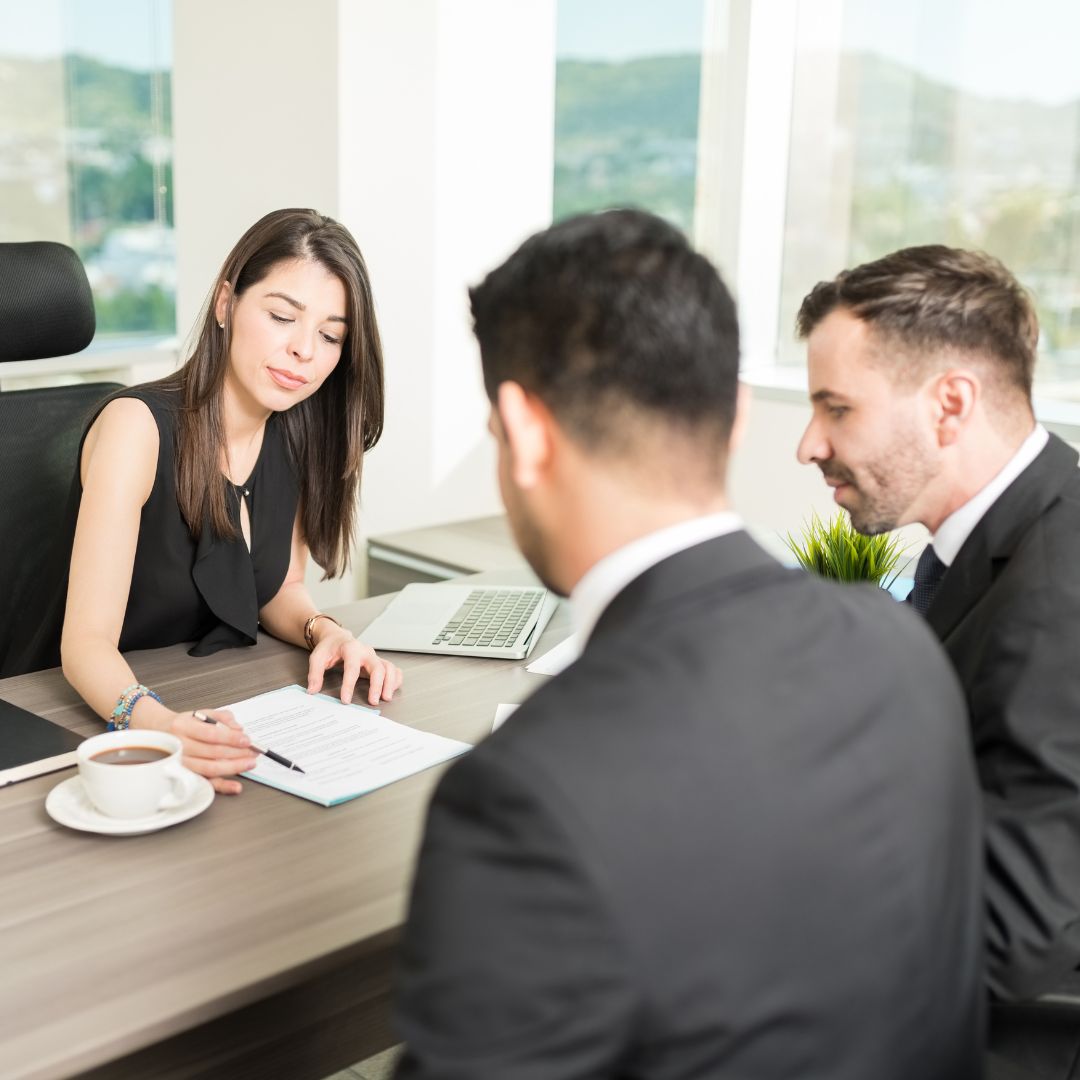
0, 573, 570, 1080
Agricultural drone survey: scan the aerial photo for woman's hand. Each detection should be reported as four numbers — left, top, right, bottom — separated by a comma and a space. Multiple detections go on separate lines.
164, 708, 258, 796
307, 624, 404, 706
257, 519, 402, 707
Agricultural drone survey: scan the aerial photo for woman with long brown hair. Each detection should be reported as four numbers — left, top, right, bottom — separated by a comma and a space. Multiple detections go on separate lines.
59, 208, 402, 794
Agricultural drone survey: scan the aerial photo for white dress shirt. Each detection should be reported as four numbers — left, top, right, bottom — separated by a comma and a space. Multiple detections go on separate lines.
931, 424, 1049, 566
570, 512, 744, 647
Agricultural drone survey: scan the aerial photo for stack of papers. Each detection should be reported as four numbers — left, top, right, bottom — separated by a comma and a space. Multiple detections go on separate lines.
226, 685, 470, 807
492, 703, 519, 732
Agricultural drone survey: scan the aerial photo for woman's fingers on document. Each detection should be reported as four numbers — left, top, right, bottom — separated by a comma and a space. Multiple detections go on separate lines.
305, 628, 350, 695
172, 709, 250, 749
187, 753, 259, 776
199, 708, 242, 731
170, 710, 257, 792
379, 658, 404, 701
307, 632, 403, 706
342, 646, 402, 706
182, 751, 259, 793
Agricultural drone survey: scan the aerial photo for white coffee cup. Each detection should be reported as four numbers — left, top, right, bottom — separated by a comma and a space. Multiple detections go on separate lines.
77, 730, 199, 819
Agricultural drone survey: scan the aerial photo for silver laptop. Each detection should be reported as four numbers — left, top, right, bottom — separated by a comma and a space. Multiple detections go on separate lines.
361, 583, 559, 659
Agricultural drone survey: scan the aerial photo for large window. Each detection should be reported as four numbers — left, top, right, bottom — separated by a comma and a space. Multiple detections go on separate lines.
0, 0, 174, 351
553, 0, 707, 234
553, 1, 1080, 413
768, 1, 1080, 404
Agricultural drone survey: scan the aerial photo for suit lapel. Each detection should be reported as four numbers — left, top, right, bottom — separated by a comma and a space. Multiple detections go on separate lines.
927, 434, 1078, 640
590, 530, 784, 646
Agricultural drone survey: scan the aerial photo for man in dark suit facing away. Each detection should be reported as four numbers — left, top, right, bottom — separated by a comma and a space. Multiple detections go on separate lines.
393, 211, 984, 1080
796, 245, 1080, 1076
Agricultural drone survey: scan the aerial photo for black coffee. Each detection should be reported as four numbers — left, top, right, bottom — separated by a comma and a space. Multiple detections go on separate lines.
90, 746, 171, 766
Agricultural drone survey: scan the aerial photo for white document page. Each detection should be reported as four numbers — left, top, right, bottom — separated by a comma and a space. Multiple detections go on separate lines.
226, 685, 471, 807
526, 633, 581, 676
492, 703, 520, 733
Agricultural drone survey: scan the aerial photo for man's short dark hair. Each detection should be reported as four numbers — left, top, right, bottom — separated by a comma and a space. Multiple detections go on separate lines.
796, 245, 1039, 399
469, 209, 740, 455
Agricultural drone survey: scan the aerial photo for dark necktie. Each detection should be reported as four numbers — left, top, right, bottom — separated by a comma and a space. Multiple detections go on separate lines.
908, 544, 948, 616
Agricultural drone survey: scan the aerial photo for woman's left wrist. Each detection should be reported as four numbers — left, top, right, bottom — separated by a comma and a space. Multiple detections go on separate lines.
304, 612, 347, 650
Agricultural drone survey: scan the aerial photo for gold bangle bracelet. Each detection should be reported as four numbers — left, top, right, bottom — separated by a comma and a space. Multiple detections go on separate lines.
303, 613, 341, 651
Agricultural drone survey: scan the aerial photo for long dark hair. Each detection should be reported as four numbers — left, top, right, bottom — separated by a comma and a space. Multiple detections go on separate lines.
159, 208, 384, 577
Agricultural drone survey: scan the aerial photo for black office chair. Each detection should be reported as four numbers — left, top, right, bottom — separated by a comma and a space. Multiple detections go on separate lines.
0, 241, 122, 676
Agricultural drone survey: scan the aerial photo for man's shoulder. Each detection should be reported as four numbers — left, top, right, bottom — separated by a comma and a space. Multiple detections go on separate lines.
1039, 465, 1080, 540
466, 571, 958, 773
995, 469, 1080, 592
577, 565, 945, 686
992, 439, 1080, 570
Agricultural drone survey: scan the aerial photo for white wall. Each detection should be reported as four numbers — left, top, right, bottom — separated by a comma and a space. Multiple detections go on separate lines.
173, 0, 556, 601
337, 0, 556, 542
172, 0, 341, 341
731, 390, 836, 548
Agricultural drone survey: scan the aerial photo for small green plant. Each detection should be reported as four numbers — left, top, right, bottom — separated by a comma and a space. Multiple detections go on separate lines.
784, 512, 907, 589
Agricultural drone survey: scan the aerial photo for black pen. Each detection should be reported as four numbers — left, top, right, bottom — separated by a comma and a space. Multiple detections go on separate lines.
193, 710, 307, 774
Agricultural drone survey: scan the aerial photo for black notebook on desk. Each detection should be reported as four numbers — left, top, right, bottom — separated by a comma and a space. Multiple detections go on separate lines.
0, 697, 82, 788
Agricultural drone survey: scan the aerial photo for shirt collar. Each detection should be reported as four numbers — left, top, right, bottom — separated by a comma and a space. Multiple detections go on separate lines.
932, 424, 1049, 566
570, 512, 743, 645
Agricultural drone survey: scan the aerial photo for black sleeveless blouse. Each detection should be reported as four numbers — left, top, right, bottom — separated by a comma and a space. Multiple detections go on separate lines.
19, 385, 299, 672
114, 386, 298, 655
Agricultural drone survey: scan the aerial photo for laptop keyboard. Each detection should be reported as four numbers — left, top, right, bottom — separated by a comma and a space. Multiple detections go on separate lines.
432, 589, 544, 648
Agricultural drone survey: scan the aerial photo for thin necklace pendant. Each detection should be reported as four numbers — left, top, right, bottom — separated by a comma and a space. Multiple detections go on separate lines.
231, 481, 253, 553
224, 423, 265, 491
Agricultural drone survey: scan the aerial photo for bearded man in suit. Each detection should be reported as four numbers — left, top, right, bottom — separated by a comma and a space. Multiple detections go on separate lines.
797, 244, 1080, 1078
392, 211, 984, 1080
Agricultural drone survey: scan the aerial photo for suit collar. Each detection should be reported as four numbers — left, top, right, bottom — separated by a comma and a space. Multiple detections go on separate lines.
931, 424, 1048, 566
590, 529, 780, 644
571, 512, 743, 645
926, 433, 1078, 639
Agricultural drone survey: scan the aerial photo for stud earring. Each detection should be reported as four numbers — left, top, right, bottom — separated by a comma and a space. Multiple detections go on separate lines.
218, 321, 224, 329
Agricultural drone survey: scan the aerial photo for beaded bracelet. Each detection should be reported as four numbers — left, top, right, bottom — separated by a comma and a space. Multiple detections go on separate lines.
108, 683, 162, 732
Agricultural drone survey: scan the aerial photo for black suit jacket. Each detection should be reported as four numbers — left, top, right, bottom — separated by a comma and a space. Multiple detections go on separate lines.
924, 433, 1080, 1001
394, 531, 984, 1079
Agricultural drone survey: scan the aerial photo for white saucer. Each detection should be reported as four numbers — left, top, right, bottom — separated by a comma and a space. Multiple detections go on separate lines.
45, 773, 215, 836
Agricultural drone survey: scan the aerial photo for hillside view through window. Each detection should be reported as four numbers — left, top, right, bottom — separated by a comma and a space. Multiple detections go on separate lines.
553, 0, 705, 234
0, 0, 173, 345
554, 0, 1080, 401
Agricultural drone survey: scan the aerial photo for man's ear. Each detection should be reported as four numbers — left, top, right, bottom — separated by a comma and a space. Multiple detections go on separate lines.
214, 281, 233, 327
729, 381, 751, 453
932, 369, 979, 447
495, 382, 552, 489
